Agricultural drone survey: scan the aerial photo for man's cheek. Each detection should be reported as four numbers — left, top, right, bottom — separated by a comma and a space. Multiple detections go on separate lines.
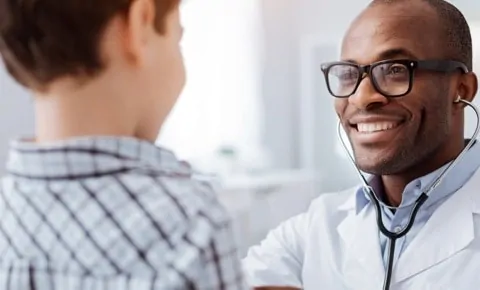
334, 99, 348, 116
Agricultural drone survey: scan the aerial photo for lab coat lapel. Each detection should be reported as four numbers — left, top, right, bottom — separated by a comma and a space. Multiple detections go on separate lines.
338, 203, 385, 288
394, 168, 480, 284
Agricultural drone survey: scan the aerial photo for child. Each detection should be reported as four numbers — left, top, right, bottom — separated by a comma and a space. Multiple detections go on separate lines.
0, 0, 247, 289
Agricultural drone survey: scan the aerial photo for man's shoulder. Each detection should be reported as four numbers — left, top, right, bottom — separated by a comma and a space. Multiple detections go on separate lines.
307, 185, 359, 214
286, 184, 361, 232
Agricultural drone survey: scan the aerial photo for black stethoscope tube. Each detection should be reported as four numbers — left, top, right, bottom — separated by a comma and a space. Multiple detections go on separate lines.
365, 188, 428, 290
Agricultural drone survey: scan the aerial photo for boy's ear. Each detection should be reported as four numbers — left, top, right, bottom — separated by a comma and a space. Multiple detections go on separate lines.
123, 0, 156, 67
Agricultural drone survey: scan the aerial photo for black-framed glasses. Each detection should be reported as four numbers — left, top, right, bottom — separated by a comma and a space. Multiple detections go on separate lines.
320, 59, 469, 98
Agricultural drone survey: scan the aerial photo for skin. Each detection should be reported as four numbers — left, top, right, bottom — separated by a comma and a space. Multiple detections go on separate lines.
335, 1, 478, 206
34, 0, 185, 143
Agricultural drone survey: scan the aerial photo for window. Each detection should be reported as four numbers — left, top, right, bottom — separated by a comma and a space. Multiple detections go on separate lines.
157, 0, 266, 173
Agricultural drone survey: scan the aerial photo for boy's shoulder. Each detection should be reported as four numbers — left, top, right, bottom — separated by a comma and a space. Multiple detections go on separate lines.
1, 137, 233, 279
79, 171, 231, 276
103, 171, 229, 226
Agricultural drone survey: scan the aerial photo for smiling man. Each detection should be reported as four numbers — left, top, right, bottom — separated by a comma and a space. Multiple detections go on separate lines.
243, 0, 480, 289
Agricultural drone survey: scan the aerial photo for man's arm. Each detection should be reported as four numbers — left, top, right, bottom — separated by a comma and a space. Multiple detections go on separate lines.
243, 212, 308, 289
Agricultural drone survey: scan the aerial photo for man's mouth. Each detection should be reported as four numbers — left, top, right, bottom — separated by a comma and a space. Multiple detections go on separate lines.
349, 119, 405, 144
355, 121, 402, 133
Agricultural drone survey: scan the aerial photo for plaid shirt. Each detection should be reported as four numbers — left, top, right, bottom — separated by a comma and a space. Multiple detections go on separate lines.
0, 136, 247, 290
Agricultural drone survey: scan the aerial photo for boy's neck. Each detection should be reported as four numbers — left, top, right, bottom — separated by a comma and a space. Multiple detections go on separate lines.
34, 76, 145, 144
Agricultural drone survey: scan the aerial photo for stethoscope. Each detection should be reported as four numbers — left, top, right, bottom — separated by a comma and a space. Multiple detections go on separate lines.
337, 96, 480, 290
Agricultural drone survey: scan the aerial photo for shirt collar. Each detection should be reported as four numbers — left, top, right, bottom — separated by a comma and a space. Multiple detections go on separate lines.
6, 136, 192, 180
354, 139, 480, 213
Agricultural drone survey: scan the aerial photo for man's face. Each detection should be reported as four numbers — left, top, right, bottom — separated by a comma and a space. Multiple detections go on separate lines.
335, 4, 459, 175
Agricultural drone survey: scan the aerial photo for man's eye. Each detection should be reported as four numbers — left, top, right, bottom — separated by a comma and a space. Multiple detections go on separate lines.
339, 73, 353, 80
337, 71, 358, 80
387, 65, 407, 75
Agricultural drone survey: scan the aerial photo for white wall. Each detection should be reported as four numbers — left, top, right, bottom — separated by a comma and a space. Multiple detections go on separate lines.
0, 66, 34, 172
466, 24, 480, 138
259, 0, 371, 170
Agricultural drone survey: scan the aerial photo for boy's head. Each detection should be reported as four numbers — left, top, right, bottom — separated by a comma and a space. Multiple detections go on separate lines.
0, 0, 185, 141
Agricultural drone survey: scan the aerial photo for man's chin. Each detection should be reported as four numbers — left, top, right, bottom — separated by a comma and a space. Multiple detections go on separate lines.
353, 151, 399, 175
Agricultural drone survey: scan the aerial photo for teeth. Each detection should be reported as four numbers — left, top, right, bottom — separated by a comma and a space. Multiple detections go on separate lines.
357, 122, 399, 133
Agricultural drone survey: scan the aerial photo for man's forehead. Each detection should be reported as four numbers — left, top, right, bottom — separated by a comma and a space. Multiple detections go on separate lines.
341, 4, 442, 62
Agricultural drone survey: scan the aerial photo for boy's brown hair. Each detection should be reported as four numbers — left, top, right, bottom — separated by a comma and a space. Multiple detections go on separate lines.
0, 0, 180, 90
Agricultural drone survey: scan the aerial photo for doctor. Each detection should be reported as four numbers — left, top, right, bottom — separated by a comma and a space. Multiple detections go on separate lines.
244, 0, 480, 289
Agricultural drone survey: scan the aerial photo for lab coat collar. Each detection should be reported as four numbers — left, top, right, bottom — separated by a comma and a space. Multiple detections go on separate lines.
337, 166, 480, 286
394, 165, 480, 283
337, 202, 386, 288
338, 185, 364, 211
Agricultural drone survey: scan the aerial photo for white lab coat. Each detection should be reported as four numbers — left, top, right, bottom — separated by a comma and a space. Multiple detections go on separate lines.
243, 167, 480, 290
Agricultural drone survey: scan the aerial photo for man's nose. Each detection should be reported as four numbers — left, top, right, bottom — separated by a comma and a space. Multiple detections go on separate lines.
348, 77, 388, 110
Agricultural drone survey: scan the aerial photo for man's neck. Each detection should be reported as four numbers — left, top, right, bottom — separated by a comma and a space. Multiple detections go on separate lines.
380, 138, 466, 207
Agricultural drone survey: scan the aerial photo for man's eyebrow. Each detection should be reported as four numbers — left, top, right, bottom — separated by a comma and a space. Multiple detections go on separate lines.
341, 48, 419, 64
378, 48, 418, 60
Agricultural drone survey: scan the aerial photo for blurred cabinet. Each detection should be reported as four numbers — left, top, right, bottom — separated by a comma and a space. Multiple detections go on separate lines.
217, 169, 320, 256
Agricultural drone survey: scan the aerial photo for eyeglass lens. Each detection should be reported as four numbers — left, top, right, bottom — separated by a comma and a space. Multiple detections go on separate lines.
326, 62, 411, 97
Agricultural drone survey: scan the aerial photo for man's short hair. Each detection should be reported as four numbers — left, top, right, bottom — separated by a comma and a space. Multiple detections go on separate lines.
0, 0, 180, 90
370, 0, 473, 71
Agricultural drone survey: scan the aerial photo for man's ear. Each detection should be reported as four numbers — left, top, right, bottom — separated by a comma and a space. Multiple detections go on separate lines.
457, 72, 478, 103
